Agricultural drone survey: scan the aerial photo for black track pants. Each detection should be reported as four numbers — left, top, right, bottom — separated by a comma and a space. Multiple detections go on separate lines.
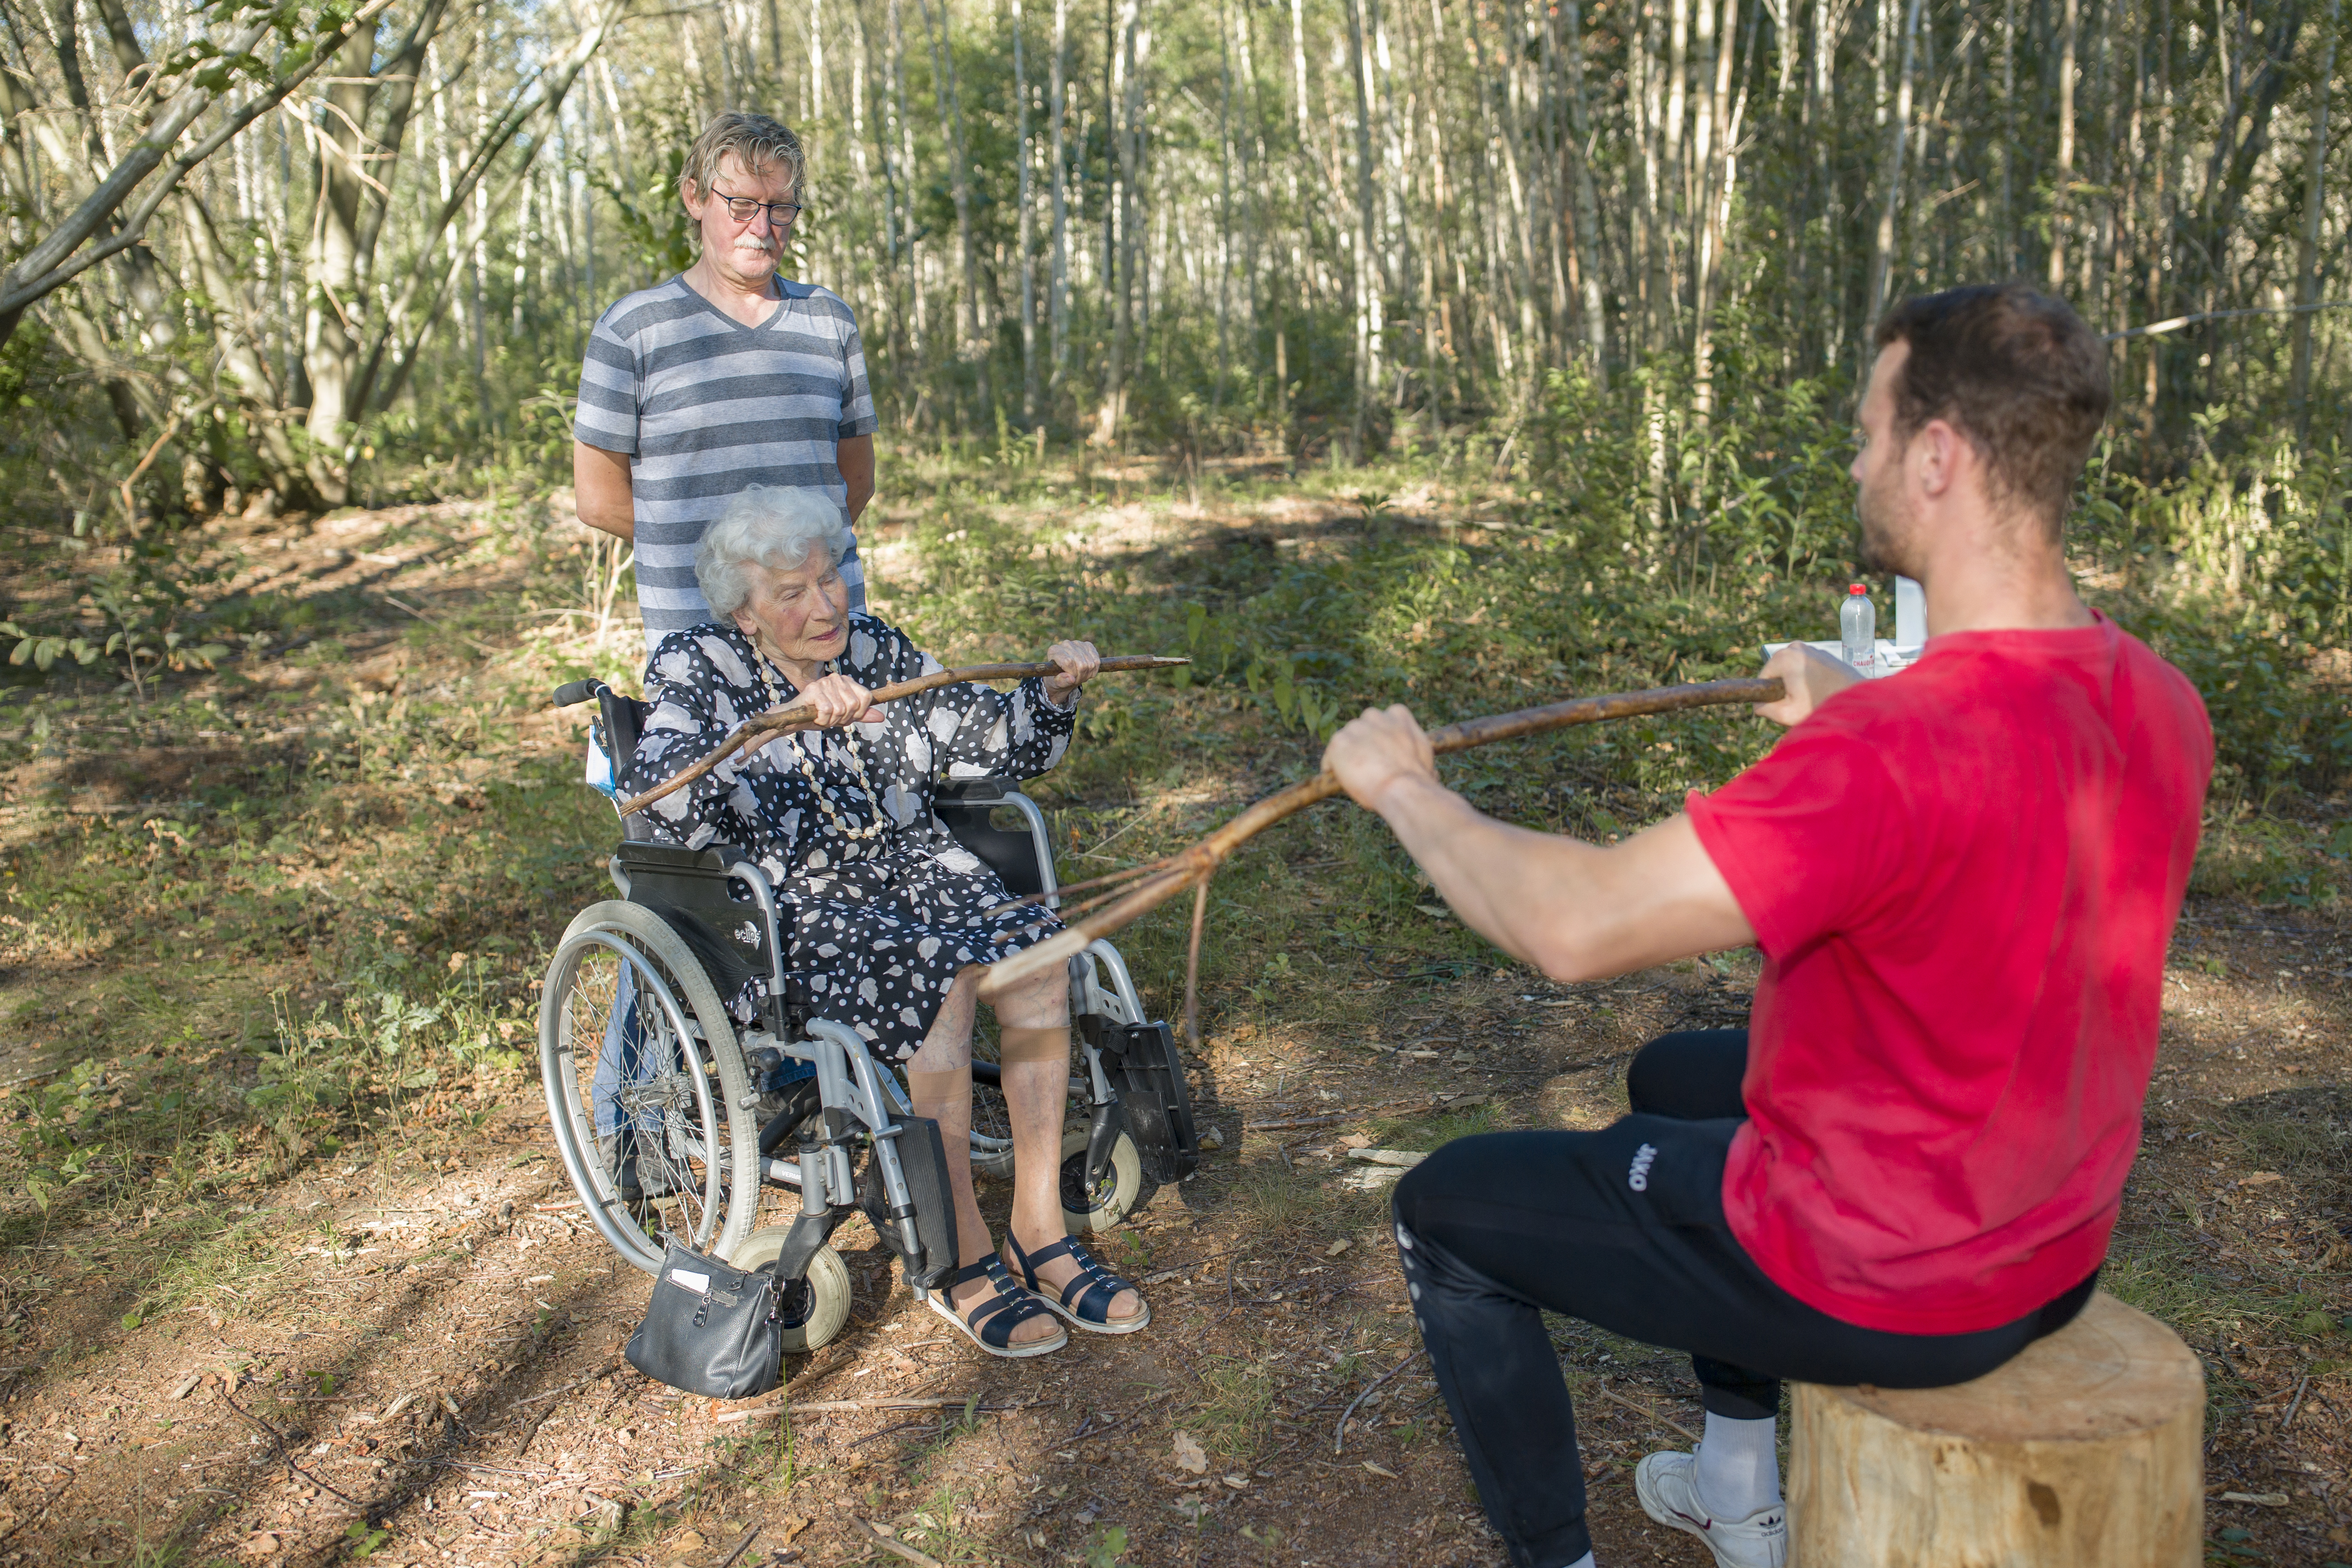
1389, 1029, 2098, 1568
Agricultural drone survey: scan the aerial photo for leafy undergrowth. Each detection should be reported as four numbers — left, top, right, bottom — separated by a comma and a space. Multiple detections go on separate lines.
0, 460, 2344, 1567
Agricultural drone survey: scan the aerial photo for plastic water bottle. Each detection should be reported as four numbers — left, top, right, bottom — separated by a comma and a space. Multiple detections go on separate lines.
1840, 583, 1877, 673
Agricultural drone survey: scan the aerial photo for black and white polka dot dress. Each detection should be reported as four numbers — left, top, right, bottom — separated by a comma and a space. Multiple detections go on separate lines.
619, 615, 1074, 1058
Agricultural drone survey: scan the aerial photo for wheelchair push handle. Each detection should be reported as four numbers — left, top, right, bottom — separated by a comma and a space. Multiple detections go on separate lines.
552, 679, 604, 709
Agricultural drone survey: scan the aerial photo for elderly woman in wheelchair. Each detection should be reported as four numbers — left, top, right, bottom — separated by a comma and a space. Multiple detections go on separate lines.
549, 484, 1164, 1359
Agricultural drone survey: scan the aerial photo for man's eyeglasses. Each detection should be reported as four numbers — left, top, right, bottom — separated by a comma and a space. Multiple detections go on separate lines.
709, 187, 803, 229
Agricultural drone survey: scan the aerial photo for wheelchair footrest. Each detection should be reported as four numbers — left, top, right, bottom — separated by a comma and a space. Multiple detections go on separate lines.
1097, 1020, 1200, 1185
860, 1118, 960, 1291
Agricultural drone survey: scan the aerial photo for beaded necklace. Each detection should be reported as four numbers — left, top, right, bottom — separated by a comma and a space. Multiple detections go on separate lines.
752, 642, 888, 842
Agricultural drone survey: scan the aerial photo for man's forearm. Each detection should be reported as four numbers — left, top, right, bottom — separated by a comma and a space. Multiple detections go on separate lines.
1367, 775, 1600, 973
840, 434, 876, 523
1364, 776, 1754, 982
573, 441, 636, 541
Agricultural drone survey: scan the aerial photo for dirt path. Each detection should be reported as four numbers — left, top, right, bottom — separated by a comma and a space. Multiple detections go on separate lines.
0, 494, 2346, 1568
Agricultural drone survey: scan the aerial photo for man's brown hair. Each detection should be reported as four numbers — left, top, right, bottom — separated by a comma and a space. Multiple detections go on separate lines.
1872, 283, 2111, 537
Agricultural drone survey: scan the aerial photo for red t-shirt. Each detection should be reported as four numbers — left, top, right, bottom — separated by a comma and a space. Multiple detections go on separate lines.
1686, 613, 2211, 1335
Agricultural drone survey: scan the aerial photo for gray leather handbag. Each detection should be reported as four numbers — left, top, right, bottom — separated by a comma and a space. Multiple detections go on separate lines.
624, 1238, 784, 1399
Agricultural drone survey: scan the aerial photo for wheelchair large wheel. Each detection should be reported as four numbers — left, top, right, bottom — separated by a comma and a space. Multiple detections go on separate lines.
729, 1227, 854, 1354
540, 901, 760, 1276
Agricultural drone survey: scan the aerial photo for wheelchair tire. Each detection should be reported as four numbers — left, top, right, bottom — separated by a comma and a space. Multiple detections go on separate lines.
539, 901, 761, 1276
1059, 1125, 1146, 1232
728, 1227, 853, 1355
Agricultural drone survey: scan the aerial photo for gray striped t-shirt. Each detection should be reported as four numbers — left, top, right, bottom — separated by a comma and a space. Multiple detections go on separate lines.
573, 275, 880, 649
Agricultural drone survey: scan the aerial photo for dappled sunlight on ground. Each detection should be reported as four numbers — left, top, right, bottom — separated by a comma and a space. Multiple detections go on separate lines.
1, 478, 2346, 1566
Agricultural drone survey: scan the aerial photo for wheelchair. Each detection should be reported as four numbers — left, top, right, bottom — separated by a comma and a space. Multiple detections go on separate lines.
536, 678, 1201, 1352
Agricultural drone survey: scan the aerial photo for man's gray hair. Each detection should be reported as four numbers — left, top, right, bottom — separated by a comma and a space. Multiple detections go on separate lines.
696, 487, 852, 621
681, 112, 805, 203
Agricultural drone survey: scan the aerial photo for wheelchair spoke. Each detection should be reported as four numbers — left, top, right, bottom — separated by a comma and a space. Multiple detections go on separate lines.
555, 938, 731, 1254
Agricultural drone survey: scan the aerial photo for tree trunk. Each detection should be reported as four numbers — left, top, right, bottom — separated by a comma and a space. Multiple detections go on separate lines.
2291, 0, 2340, 437
1561, 0, 1608, 384
1014, 0, 1038, 423
304, 25, 395, 462
1094, 0, 1142, 446
1048, 0, 1071, 395
1865, 0, 1921, 331
1791, 1294, 2203, 1567
1344, 0, 1380, 452
2046, 0, 2078, 289
917, 0, 989, 423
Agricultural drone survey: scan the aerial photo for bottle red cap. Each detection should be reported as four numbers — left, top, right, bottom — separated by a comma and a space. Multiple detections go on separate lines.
1848, 583, 1867, 593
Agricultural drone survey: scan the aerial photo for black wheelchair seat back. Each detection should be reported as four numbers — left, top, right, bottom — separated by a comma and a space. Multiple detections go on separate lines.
610, 841, 781, 1021
930, 778, 1054, 899
598, 684, 648, 766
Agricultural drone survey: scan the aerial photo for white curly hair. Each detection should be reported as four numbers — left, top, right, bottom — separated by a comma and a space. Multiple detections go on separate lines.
695, 486, 852, 621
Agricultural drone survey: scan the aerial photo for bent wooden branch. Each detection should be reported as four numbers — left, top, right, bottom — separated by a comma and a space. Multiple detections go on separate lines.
615, 655, 1190, 819
979, 676, 1785, 1042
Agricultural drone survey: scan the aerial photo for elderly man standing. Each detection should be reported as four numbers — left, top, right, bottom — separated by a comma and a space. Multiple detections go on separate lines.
1324, 285, 2212, 1568
573, 112, 878, 649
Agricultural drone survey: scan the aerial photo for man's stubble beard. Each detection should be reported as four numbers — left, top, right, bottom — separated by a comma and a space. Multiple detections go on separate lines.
1856, 469, 1923, 579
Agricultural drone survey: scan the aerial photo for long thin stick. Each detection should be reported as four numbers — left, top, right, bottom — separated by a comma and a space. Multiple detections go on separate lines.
1335, 1350, 1424, 1454
982, 676, 1783, 1010
1184, 876, 1211, 1055
614, 654, 1187, 817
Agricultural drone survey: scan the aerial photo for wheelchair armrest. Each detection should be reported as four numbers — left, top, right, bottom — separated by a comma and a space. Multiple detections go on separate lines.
934, 776, 1015, 803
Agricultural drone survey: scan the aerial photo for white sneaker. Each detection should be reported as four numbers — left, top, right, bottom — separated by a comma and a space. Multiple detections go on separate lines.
1633, 1450, 1787, 1568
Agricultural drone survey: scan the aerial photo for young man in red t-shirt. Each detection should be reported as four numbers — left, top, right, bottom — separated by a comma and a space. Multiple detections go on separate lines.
1323, 284, 2212, 1568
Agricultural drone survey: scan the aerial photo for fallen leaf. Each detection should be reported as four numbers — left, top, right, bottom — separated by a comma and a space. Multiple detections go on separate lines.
780, 1517, 813, 1543
1338, 1133, 1373, 1149
1172, 1431, 1208, 1474
673, 1529, 706, 1549
1362, 1461, 1399, 1480
2240, 1172, 2284, 1186
1326, 1239, 1353, 1257
2218, 1492, 2290, 1507
1222, 1473, 1250, 1490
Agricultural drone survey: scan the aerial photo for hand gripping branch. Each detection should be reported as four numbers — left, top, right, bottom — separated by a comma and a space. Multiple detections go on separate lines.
614, 655, 1191, 819
978, 676, 1786, 1051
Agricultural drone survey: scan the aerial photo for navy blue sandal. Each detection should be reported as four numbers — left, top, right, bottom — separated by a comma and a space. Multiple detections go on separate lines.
923, 1255, 1068, 1358
1001, 1232, 1152, 1335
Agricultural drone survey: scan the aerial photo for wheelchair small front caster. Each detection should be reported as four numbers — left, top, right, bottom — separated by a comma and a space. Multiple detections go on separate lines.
1058, 1125, 1146, 1232
728, 1226, 853, 1353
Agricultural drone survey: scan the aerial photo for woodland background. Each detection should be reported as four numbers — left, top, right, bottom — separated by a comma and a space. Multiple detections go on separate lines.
0, 4, 2349, 1562
1, 0, 2349, 789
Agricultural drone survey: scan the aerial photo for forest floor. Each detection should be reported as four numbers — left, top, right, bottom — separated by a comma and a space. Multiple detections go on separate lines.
0, 471, 2346, 1568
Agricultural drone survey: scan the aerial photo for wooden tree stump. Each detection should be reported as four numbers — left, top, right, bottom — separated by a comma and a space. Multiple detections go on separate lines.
1788, 1291, 2205, 1566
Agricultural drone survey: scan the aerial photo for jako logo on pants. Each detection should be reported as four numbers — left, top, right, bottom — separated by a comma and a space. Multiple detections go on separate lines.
1627, 1143, 1658, 1192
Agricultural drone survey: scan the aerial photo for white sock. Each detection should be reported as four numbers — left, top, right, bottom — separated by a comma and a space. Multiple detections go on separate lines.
1695, 1411, 1782, 1519
1558, 1554, 1597, 1568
